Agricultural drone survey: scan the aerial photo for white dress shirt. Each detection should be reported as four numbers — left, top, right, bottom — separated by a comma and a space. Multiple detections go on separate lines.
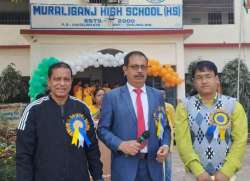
127, 83, 149, 153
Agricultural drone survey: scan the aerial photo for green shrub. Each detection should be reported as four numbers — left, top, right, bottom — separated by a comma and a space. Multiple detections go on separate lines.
0, 131, 16, 181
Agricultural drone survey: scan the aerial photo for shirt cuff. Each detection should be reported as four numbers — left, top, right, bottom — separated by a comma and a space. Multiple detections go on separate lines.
162, 144, 170, 149
188, 161, 204, 177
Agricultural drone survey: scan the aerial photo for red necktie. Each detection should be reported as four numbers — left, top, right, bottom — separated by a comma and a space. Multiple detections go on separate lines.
134, 88, 146, 139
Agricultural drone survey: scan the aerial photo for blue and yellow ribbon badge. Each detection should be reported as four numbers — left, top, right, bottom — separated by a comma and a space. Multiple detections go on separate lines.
154, 106, 166, 140
208, 109, 230, 140
66, 113, 91, 148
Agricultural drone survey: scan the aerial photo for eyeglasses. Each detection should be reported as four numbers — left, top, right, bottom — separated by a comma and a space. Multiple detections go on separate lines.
194, 74, 215, 81
127, 65, 148, 71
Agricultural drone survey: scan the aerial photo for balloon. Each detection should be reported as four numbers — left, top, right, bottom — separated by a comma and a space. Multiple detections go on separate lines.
28, 57, 59, 101
94, 62, 99, 68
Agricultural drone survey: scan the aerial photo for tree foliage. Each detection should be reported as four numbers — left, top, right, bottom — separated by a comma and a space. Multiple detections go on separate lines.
220, 59, 250, 110
185, 61, 198, 96
9, 0, 23, 3
0, 63, 27, 103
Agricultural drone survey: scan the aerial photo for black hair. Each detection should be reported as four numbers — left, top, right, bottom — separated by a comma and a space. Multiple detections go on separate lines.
192, 60, 218, 78
92, 87, 105, 105
123, 51, 148, 66
48, 62, 73, 78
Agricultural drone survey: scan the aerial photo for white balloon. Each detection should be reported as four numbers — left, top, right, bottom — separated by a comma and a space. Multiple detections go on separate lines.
119, 58, 124, 65
76, 59, 82, 66
84, 60, 90, 67
98, 58, 103, 65
82, 62, 88, 68
76, 65, 81, 72
66, 52, 127, 71
72, 68, 77, 75
103, 62, 108, 67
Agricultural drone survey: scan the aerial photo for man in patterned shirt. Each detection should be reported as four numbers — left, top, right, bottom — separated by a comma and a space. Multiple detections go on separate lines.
175, 60, 248, 181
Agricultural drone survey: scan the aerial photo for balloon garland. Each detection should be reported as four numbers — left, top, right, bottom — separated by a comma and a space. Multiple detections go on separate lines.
64, 52, 183, 87
28, 57, 59, 101
28, 54, 183, 101
147, 59, 183, 88
65, 52, 126, 75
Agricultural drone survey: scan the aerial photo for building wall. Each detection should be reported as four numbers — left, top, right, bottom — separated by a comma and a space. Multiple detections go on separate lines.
0, 25, 29, 45
184, 0, 250, 43
30, 0, 182, 5
28, 34, 185, 98
0, 25, 30, 76
29, 35, 179, 67
183, 11, 232, 25
183, 0, 250, 72
184, 47, 250, 72
0, 0, 249, 99
0, 48, 30, 76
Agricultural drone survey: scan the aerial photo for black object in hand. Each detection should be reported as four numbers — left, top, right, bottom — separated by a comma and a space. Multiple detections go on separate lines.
137, 131, 150, 143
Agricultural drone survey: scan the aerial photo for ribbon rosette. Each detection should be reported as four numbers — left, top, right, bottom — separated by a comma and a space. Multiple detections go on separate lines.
66, 113, 91, 148
207, 109, 231, 141
153, 106, 166, 140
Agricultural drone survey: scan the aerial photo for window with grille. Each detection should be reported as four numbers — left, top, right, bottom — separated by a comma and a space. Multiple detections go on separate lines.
208, 12, 222, 24
89, 0, 102, 3
183, 0, 234, 25
89, 0, 119, 3
191, 17, 201, 24
0, 12, 29, 25
228, 13, 234, 24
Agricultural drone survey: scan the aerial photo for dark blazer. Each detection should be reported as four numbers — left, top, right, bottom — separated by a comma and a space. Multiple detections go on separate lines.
97, 85, 171, 181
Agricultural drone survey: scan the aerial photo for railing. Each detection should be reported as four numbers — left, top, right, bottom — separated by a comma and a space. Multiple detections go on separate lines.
183, 0, 234, 25
0, 12, 29, 25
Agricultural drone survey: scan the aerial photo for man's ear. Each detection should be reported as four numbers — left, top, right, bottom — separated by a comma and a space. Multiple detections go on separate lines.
47, 79, 51, 90
122, 65, 127, 76
215, 75, 220, 83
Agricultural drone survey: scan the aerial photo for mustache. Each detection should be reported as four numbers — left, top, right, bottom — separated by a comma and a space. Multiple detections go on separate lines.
134, 74, 145, 78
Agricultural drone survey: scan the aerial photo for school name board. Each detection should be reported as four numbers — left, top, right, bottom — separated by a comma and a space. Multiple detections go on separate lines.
31, 4, 182, 30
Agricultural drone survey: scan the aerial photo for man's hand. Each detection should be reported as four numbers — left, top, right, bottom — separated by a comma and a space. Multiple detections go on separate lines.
196, 171, 212, 181
156, 145, 169, 163
118, 140, 141, 156
214, 171, 230, 181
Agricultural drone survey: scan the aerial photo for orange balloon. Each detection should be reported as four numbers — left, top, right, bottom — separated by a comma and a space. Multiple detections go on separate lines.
161, 69, 168, 77
156, 66, 161, 74
147, 69, 153, 76
172, 77, 178, 84
161, 75, 167, 82
151, 66, 157, 73
164, 82, 170, 88
168, 68, 174, 74
167, 74, 174, 82
162, 64, 171, 69
168, 76, 175, 84
152, 71, 158, 77
149, 59, 182, 87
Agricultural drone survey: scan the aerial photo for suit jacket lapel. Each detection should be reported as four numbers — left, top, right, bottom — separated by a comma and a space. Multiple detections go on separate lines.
121, 85, 137, 124
146, 86, 155, 129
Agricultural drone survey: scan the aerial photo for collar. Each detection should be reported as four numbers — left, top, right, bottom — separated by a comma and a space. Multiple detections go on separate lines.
196, 93, 218, 106
49, 94, 69, 106
126, 82, 146, 94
